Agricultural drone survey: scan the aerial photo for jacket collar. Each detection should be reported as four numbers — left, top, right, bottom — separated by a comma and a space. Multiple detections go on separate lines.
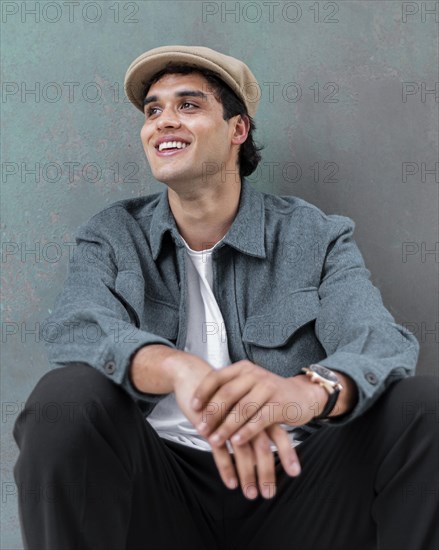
150, 178, 266, 261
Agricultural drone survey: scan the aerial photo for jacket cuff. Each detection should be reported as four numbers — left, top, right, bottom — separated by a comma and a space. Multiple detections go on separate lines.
314, 346, 419, 427
46, 324, 178, 406
102, 326, 178, 404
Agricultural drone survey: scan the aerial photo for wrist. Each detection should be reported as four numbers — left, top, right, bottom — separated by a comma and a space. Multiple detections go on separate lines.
161, 349, 193, 387
130, 345, 183, 394
289, 374, 329, 424
300, 365, 358, 421
295, 373, 330, 420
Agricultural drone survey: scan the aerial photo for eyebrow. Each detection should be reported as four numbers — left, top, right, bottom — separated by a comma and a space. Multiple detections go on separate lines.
143, 90, 209, 106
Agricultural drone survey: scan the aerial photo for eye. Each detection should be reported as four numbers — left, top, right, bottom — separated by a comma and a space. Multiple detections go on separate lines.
144, 101, 198, 118
145, 106, 160, 117
181, 101, 197, 110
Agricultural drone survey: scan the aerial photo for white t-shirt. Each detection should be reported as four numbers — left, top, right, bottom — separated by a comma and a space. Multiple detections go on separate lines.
146, 234, 301, 453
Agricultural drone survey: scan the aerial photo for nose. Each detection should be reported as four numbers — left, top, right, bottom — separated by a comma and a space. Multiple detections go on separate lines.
156, 106, 181, 130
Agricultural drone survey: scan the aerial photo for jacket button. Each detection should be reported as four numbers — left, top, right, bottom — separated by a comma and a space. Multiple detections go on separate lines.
365, 372, 378, 385
104, 361, 116, 375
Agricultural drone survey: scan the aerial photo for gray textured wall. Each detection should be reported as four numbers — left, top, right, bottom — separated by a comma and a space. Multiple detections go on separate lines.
1, 1, 438, 546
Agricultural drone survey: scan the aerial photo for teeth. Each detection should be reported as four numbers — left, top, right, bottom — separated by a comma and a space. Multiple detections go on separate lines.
158, 141, 189, 152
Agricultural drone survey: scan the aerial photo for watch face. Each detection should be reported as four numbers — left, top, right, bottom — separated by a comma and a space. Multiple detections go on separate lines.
311, 365, 338, 382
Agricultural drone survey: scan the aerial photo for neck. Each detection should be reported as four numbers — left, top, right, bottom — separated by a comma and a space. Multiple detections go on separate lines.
167, 175, 242, 251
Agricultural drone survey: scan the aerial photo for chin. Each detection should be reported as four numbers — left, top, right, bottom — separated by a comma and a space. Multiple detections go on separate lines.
152, 170, 188, 186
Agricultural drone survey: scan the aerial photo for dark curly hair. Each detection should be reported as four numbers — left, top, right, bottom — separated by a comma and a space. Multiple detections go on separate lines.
142, 64, 263, 180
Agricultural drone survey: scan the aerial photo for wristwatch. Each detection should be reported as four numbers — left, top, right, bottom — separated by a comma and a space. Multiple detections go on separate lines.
301, 364, 343, 421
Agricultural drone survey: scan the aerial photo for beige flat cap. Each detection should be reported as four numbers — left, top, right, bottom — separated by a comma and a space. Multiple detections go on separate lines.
124, 45, 260, 118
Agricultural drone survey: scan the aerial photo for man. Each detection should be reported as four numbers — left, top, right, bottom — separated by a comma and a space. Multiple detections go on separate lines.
13, 46, 437, 550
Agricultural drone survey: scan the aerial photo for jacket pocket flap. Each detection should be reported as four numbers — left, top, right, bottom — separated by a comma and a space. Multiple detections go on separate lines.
242, 287, 320, 348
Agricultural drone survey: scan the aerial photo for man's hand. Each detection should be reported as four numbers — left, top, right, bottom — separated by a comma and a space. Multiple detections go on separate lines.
190, 360, 325, 448
166, 353, 301, 500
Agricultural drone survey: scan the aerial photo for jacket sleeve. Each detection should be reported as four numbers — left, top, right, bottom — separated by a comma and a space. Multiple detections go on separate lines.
41, 213, 178, 408
313, 216, 420, 426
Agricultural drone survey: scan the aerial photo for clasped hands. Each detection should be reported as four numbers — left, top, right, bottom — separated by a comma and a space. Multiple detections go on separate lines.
188, 360, 320, 501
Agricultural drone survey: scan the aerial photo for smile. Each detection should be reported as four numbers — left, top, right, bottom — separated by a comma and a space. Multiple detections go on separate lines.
155, 142, 191, 157
158, 141, 189, 152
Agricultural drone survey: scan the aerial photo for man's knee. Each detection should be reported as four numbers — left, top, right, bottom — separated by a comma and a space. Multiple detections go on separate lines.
13, 363, 133, 454
368, 375, 439, 447
33, 362, 120, 401
351, 375, 438, 451
393, 375, 439, 427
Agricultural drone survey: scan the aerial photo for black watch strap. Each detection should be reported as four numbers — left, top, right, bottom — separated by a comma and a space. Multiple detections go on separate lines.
313, 389, 339, 420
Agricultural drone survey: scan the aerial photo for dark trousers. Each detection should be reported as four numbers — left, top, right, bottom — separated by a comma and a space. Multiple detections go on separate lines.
13, 363, 438, 550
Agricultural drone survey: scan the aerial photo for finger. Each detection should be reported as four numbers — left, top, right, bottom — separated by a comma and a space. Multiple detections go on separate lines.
251, 431, 276, 499
232, 439, 259, 500
199, 375, 262, 439
191, 364, 243, 411
209, 393, 272, 448
192, 361, 256, 410
227, 395, 281, 447
210, 442, 239, 491
267, 424, 301, 477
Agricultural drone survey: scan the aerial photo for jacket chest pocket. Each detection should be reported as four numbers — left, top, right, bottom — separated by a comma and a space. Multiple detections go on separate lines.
242, 287, 325, 377
115, 270, 179, 342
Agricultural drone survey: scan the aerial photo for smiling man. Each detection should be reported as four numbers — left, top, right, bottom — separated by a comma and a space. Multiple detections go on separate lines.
13, 46, 438, 550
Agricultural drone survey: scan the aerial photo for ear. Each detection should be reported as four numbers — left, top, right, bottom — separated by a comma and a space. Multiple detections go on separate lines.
231, 114, 250, 145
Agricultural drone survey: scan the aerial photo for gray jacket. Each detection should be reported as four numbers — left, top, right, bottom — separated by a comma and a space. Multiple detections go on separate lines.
42, 178, 419, 424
